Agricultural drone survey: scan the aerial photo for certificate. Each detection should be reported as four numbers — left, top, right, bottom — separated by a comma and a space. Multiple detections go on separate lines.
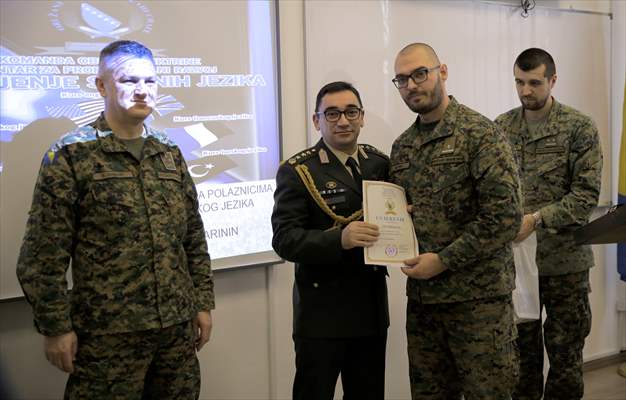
362, 180, 419, 267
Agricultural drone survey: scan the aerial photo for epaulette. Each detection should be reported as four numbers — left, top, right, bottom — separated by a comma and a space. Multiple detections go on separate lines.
146, 127, 177, 147
359, 144, 389, 160
50, 126, 98, 152
283, 146, 319, 166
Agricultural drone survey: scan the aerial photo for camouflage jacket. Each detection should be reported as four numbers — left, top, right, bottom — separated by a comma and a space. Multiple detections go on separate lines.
17, 115, 214, 336
495, 99, 602, 276
390, 97, 522, 304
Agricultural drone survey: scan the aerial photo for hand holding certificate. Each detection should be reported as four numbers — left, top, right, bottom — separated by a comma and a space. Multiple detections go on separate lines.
362, 180, 418, 267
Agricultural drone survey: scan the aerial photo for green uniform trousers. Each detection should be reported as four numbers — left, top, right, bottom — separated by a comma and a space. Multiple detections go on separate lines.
513, 270, 591, 400
407, 295, 519, 400
64, 320, 200, 400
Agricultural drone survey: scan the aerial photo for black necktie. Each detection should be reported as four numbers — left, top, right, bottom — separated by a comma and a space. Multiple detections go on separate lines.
346, 157, 362, 190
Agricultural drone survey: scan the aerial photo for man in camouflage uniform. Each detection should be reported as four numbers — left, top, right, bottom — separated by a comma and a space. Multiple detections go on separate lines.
272, 81, 389, 400
16, 40, 214, 399
495, 48, 602, 400
389, 42, 522, 399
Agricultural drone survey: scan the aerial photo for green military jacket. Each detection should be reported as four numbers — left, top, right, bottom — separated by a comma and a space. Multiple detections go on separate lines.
17, 115, 215, 336
390, 97, 522, 304
495, 98, 602, 276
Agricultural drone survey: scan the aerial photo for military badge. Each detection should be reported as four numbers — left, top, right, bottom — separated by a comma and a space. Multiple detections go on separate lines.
326, 181, 337, 189
160, 152, 177, 171
544, 137, 558, 147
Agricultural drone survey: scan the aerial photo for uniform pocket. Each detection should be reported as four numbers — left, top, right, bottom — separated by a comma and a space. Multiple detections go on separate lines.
431, 160, 473, 220
431, 160, 469, 193
89, 173, 139, 230
536, 154, 568, 191
157, 172, 187, 236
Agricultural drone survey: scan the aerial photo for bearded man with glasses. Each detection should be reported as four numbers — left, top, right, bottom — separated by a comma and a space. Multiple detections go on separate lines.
272, 81, 390, 400
389, 43, 523, 399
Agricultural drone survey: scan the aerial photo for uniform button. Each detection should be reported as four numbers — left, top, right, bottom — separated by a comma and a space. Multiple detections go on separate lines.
313, 282, 319, 288
373, 266, 378, 272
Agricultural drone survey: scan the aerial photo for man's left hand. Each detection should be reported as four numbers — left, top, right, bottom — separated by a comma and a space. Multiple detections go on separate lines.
193, 311, 212, 351
401, 253, 447, 280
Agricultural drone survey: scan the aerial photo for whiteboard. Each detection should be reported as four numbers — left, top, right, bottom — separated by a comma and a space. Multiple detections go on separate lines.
304, 0, 611, 201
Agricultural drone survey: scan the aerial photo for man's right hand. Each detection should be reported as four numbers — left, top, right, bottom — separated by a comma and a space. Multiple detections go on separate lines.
44, 331, 77, 373
341, 221, 380, 249
514, 214, 536, 243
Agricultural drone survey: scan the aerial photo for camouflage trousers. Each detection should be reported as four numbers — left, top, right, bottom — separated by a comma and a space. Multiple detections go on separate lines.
407, 295, 519, 400
513, 270, 591, 400
64, 320, 200, 400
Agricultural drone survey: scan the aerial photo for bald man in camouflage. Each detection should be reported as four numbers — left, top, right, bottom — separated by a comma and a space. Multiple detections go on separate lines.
389, 42, 522, 399
495, 48, 602, 400
17, 40, 214, 399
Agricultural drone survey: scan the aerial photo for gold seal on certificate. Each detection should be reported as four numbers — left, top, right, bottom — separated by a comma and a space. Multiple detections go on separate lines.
362, 180, 418, 267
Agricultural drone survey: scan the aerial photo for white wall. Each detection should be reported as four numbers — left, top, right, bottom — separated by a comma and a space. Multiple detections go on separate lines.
0, 1, 623, 399
609, 0, 626, 352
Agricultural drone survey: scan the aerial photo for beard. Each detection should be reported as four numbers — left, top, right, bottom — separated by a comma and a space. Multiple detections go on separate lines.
403, 75, 444, 115
520, 94, 549, 111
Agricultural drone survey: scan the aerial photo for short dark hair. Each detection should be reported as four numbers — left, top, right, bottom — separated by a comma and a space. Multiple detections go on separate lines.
515, 48, 556, 78
98, 40, 155, 75
315, 81, 363, 112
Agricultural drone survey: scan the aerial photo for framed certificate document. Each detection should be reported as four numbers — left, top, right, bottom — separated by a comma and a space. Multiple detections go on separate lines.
362, 180, 419, 267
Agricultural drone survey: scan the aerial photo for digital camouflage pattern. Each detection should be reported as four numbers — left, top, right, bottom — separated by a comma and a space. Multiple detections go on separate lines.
495, 99, 602, 276
65, 321, 200, 400
389, 96, 522, 304
17, 114, 214, 337
407, 295, 519, 399
496, 100, 600, 400
514, 271, 591, 400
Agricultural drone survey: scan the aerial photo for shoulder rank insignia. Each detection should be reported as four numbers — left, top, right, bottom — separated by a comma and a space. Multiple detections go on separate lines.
358, 146, 369, 159
360, 144, 389, 159
318, 148, 329, 164
285, 147, 318, 166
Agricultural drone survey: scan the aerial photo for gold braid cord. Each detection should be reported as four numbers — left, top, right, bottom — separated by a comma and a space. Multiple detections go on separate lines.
294, 164, 362, 228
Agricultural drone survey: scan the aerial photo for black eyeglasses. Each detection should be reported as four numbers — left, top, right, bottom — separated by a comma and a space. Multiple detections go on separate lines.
392, 65, 440, 89
317, 107, 363, 122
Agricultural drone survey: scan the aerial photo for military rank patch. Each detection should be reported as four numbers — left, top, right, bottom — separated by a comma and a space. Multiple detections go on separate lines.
441, 136, 456, 155
318, 148, 329, 164
359, 144, 388, 159
160, 152, 177, 171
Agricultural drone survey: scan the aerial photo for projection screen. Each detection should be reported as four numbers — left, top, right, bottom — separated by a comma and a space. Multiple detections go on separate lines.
0, 0, 282, 299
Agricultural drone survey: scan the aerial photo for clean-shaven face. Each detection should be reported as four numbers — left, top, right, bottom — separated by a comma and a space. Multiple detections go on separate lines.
313, 90, 364, 154
97, 56, 157, 122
